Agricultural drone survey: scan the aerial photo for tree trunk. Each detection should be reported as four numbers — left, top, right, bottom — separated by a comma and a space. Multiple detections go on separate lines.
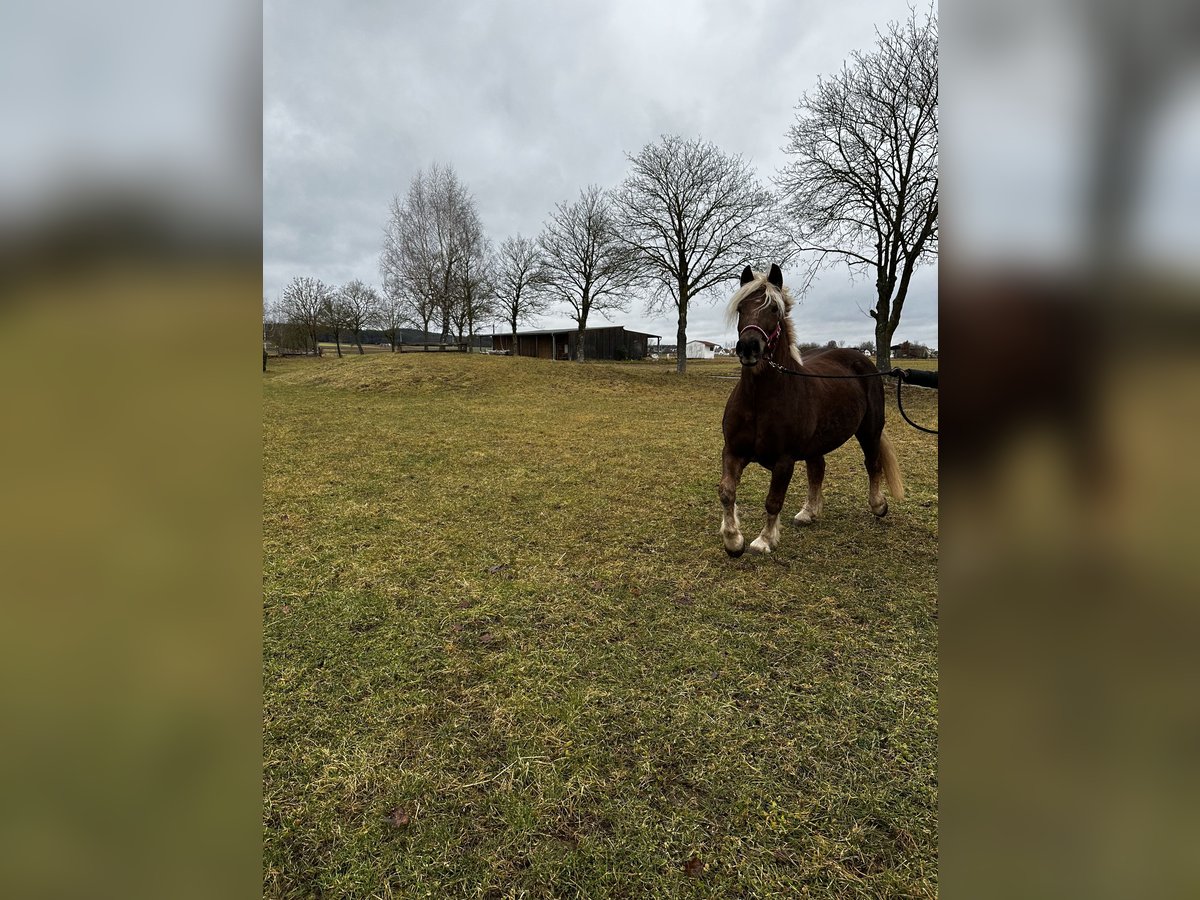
873, 273, 896, 373
334, 330, 342, 357
885, 258, 917, 370
355, 328, 364, 354
573, 307, 588, 362
874, 318, 892, 374
575, 295, 589, 362
675, 282, 689, 374
389, 332, 397, 352
576, 325, 587, 361
511, 315, 519, 358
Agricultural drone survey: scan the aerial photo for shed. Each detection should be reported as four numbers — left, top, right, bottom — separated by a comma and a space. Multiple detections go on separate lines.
493, 325, 660, 361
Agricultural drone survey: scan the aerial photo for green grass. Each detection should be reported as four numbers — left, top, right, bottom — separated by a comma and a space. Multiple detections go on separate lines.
263, 353, 938, 898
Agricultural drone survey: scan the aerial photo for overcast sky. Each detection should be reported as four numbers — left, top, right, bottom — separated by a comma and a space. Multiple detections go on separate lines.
264, 0, 938, 349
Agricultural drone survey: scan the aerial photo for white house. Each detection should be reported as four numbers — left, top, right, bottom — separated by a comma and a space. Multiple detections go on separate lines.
686, 339, 720, 359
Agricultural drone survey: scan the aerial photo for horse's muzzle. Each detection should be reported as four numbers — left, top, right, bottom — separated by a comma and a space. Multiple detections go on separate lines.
735, 336, 762, 367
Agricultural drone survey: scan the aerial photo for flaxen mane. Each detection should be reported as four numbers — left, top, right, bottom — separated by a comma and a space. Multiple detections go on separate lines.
725, 271, 803, 366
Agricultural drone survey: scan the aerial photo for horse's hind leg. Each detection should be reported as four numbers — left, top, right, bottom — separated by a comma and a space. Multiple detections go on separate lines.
793, 456, 825, 526
718, 447, 747, 557
857, 430, 889, 517
750, 459, 795, 554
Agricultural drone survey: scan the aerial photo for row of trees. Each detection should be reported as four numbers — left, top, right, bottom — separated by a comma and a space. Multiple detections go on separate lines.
265, 277, 409, 356
795, 339, 932, 359
271, 9, 937, 373
372, 135, 795, 371
358, 148, 762, 368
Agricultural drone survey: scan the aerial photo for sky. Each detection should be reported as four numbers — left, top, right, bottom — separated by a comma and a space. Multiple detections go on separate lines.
264, 0, 938, 350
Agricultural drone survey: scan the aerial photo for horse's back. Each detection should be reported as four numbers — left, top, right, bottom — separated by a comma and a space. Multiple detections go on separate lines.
801, 347, 880, 376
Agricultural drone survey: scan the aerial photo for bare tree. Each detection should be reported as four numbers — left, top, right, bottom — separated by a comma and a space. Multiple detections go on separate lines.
494, 234, 551, 355
451, 236, 494, 349
264, 296, 308, 355
280, 276, 332, 356
263, 295, 281, 348
262, 296, 274, 371
613, 135, 787, 373
338, 280, 381, 354
321, 291, 351, 357
432, 172, 486, 342
377, 282, 412, 351
380, 181, 438, 338
380, 163, 487, 345
539, 185, 636, 362
778, 8, 937, 373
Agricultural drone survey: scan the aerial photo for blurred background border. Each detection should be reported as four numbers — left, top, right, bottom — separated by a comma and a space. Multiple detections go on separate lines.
1, 1, 1198, 897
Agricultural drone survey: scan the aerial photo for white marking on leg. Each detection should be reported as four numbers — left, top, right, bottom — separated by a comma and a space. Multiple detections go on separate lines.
794, 489, 823, 526
750, 513, 780, 553
720, 503, 744, 553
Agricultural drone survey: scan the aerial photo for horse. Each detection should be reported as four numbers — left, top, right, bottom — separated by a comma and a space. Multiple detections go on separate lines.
718, 264, 904, 555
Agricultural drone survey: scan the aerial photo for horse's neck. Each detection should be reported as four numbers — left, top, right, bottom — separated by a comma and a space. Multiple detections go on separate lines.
742, 346, 800, 394
771, 340, 797, 369
758, 339, 799, 376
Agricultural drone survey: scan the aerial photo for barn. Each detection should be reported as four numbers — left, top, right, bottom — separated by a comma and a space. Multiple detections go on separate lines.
493, 326, 660, 361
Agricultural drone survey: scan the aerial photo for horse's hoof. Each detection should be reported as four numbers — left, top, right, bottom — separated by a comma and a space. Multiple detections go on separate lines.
871, 501, 888, 518
793, 509, 816, 526
749, 537, 772, 554
724, 538, 746, 558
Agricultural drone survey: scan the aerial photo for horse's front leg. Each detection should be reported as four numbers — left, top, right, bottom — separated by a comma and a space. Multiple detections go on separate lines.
750, 459, 795, 554
793, 456, 825, 526
718, 447, 747, 557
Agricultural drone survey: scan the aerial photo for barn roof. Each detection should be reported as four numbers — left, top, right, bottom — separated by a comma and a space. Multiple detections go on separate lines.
500, 325, 661, 339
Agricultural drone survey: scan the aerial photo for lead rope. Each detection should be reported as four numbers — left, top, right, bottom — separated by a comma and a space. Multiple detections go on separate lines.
893, 373, 938, 435
761, 357, 938, 436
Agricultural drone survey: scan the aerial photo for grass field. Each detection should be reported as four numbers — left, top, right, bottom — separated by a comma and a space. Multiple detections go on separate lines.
263, 353, 938, 898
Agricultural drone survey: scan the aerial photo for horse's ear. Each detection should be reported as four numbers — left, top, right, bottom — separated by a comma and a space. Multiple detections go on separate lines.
768, 264, 783, 289
739, 266, 754, 286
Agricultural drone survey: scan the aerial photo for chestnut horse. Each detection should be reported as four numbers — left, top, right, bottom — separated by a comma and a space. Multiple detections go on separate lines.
718, 265, 904, 555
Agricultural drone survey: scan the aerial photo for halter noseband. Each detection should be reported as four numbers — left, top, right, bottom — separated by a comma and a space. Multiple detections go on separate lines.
741, 321, 781, 352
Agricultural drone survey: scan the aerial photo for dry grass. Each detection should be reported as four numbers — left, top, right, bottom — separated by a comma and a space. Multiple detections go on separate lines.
263, 353, 938, 898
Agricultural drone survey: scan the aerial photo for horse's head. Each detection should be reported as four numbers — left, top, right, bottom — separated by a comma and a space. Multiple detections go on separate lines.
729, 264, 790, 368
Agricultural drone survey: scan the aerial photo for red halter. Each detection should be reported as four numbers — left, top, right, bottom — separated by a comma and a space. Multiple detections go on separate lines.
740, 320, 781, 352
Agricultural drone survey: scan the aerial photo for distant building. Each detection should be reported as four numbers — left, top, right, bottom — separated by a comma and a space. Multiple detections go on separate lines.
686, 339, 721, 359
890, 341, 932, 360
492, 325, 660, 361
328, 327, 493, 349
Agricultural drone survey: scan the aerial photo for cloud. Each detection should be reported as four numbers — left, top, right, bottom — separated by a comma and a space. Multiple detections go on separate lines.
264, 0, 937, 345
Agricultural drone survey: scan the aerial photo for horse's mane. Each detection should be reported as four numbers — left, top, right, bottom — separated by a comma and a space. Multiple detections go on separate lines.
725, 271, 803, 366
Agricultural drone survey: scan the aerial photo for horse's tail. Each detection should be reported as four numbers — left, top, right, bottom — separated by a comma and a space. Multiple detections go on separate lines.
880, 433, 905, 501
